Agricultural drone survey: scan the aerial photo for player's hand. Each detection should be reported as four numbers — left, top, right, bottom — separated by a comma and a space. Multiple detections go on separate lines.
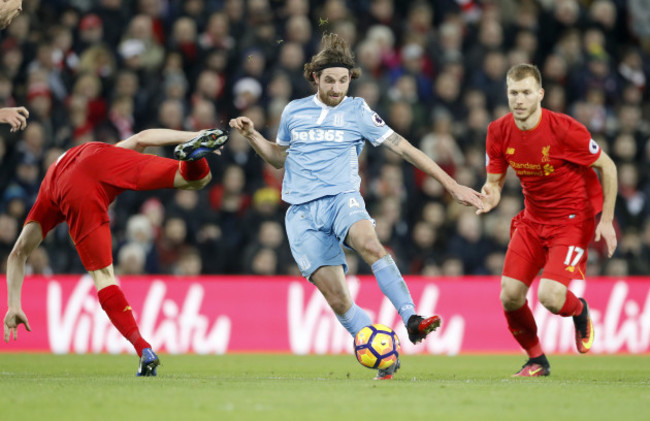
0, 106, 30, 132
476, 184, 500, 215
594, 220, 617, 258
449, 183, 485, 210
4, 308, 31, 342
229, 116, 255, 137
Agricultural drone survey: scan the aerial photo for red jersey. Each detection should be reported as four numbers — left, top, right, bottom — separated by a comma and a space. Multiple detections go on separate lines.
486, 109, 603, 224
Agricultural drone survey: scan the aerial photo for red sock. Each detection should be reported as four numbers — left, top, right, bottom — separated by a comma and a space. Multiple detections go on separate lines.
97, 285, 151, 357
179, 158, 209, 180
557, 290, 584, 317
504, 300, 543, 358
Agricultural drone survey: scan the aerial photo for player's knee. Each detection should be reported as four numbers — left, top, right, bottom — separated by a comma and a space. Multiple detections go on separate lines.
537, 291, 564, 313
8, 245, 28, 263
329, 301, 348, 315
355, 238, 385, 262
328, 295, 353, 315
537, 280, 566, 313
500, 288, 525, 311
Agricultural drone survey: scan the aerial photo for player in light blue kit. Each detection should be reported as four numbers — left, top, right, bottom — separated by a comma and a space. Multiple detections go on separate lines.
229, 33, 484, 379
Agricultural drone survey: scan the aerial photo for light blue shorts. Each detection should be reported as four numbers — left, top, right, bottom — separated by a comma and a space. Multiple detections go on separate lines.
285, 192, 373, 279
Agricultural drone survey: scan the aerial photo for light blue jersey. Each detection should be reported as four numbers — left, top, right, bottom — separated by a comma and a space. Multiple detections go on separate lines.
276, 95, 394, 204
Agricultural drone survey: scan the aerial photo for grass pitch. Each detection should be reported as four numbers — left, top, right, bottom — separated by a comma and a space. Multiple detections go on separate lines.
0, 354, 648, 421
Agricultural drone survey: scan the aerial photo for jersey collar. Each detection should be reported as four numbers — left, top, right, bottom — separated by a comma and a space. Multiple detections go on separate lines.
514, 108, 544, 132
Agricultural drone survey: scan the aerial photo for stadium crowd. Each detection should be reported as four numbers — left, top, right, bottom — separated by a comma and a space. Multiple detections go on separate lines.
0, 0, 649, 278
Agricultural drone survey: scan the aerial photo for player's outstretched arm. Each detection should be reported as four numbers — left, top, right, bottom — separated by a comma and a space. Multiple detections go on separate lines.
0, 106, 29, 132
229, 116, 288, 169
4, 223, 42, 342
476, 172, 506, 215
115, 129, 205, 152
591, 151, 618, 257
382, 132, 485, 210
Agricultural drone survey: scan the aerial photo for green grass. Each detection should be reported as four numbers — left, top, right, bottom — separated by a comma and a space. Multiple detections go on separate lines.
0, 354, 648, 421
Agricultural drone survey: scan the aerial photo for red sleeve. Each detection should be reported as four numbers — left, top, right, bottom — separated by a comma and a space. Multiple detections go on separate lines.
486, 121, 508, 174
561, 117, 601, 166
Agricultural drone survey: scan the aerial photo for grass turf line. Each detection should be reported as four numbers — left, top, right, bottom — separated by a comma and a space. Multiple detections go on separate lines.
0, 354, 648, 421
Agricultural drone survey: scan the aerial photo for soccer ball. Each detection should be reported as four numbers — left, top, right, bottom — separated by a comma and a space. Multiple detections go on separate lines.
353, 324, 401, 369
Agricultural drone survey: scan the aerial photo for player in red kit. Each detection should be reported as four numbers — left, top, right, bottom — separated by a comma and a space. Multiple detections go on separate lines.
3, 128, 228, 376
477, 64, 618, 376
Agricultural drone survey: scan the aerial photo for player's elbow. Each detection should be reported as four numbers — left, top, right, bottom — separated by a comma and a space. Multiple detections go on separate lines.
119, 131, 148, 151
133, 130, 156, 148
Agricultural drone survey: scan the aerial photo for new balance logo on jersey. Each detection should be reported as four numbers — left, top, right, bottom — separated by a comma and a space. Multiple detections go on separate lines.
291, 129, 344, 142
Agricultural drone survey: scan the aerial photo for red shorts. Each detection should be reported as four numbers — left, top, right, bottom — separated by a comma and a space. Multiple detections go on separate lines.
502, 211, 595, 286
25, 142, 178, 271
74, 223, 113, 271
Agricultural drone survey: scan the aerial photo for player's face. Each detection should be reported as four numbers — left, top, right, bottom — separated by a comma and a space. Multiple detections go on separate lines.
0, 0, 23, 29
507, 76, 544, 124
316, 68, 350, 107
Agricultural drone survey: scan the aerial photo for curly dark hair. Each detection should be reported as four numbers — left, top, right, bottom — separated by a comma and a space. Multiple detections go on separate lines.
303, 33, 362, 85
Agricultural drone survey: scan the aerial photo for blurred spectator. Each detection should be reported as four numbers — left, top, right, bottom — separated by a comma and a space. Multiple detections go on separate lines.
603, 257, 629, 277
233, 77, 262, 112
199, 12, 235, 51
78, 44, 116, 80
616, 163, 648, 230
121, 213, 159, 274
91, 0, 128, 49
440, 256, 465, 277
156, 216, 190, 274
447, 210, 492, 274
249, 247, 280, 275
120, 15, 164, 74
275, 41, 312, 98
0, 213, 18, 270
243, 219, 289, 274
116, 242, 146, 275
174, 247, 203, 276
75, 13, 104, 53
407, 221, 440, 274
25, 247, 53, 276
185, 98, 217, 131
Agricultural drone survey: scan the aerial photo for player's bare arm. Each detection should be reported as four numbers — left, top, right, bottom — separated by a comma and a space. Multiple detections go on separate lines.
0, 106, 29, 132
476, 172, 507, 215
229, 116, 288, 169
383, 132, 484, 210
115, 129, 204, 152
4, 222, 41, 342
590, 151, 618, 257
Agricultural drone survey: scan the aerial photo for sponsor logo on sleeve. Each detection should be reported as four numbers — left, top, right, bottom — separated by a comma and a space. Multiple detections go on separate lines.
372, 113, 385, 127
589, 138, 600, 154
